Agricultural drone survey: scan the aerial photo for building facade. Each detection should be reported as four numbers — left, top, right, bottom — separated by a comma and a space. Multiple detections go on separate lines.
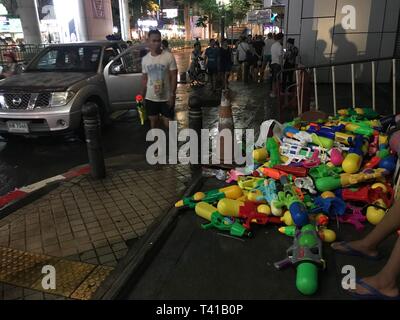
16, 0, 114, 44
283, 0, 400, 82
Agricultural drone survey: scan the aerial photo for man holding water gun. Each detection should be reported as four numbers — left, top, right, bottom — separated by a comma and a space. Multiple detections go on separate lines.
141, 30, 178, 129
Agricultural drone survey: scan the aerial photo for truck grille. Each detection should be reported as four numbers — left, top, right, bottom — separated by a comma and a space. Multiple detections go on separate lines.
3, 93, 52, 109
5, 93, 31, 109
35, 93, 51, 108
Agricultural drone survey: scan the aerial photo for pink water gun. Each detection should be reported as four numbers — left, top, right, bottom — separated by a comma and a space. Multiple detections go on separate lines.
338, 204, 366, 231
302, 150, 321, 168
226, 169, 246, 183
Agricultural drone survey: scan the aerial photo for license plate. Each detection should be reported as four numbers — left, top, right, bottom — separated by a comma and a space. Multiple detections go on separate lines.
7, 121, 29, 133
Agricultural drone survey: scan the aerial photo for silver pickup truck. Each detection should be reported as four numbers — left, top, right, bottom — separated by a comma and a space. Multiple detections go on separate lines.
0, 40, 147, 136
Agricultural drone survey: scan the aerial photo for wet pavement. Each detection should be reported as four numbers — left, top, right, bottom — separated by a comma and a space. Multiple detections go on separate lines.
1, 47, 399, 300
123, 178, 400, 300
0, 50, 192, 196
0, 161, 192, 300
1, 47, 396, 197
0, 49, 276, 197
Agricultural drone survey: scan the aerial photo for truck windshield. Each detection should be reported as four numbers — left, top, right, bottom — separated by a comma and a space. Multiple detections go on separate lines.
27, 46, 102, 72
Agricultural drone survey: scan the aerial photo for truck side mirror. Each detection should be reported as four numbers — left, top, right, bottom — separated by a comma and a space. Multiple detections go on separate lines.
110, 61, 125, 75
111, 64, 121, 74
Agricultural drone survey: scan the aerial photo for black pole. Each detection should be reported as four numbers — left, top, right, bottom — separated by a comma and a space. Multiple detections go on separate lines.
188, 95, 203, 172
221, 16, 225, 40
82, 103, 106, 179
220, 5, 225, 40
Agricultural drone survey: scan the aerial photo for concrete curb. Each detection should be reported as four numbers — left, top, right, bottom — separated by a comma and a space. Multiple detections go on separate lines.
93, 173, 204, 300
0, 165, 90, 220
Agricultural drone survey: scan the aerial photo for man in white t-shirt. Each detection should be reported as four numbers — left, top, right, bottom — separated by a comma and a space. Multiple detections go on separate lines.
262, 33, 274, 80
141, 30, 178, 129
269, 33, 284, 98
237, 36, 251, 83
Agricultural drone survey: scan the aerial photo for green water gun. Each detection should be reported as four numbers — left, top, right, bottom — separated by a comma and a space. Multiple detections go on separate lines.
195, 202, 251, 238
309, 164, 343, 180
266, 137, 281, 167
338, 108, 379, 120
274, 224, 325, 295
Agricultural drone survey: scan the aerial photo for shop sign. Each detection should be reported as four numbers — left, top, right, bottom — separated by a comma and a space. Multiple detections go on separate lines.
0, 16, 23, 33
257, 9, 271, 24
163, 9, 178, 19
247, 11, 258, 23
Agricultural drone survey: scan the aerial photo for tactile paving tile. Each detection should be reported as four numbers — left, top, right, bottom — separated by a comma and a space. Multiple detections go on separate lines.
0, 247, 58, 288
70, 266, 114, 300
31, 260, 96, 297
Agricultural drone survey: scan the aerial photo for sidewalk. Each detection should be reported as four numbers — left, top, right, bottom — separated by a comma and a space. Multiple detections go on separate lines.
0, 68, 271, 301
0, 155, 193, 300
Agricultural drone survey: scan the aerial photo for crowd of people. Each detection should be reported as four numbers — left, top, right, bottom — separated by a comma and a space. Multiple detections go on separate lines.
188, 33, 299, 97
188, 37, 234, 92
236, 32, 299, 97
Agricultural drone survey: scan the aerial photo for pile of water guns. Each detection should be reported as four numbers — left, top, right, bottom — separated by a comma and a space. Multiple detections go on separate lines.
175, 107, 400, 296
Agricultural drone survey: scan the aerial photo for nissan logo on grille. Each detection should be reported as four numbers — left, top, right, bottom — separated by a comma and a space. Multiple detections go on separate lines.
12, 97, 22, 106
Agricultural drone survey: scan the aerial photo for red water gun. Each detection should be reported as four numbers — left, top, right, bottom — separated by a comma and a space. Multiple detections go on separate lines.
239, 202, 282, 230
341, 184, 394, 208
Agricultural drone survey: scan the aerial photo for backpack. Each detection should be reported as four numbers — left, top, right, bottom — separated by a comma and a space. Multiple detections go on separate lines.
246, 50, 254, 63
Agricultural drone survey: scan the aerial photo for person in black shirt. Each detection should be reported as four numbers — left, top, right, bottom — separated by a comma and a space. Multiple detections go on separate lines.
252, 35, 265, 82
219, 39, 233, 89
282, 38, 299, 90
204, 39, 220, 92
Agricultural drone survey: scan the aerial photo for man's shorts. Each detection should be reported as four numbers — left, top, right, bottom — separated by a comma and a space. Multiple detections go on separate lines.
207, 65, 218, 75
145, 99, 175, 120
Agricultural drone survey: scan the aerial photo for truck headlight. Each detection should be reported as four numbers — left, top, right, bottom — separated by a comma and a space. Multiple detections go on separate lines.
0, 94, 7, 109
50, 91, 75, 107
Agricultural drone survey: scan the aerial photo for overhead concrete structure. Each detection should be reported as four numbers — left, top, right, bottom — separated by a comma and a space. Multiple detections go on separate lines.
119, 0, 131, 41
16, 0, 41, 44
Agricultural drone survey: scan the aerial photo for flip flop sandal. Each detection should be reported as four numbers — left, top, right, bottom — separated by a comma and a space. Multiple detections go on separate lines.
347, 278, 400, 300
332, 241, 383, 261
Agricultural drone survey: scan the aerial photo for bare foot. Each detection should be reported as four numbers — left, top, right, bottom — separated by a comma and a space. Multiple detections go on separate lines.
331, 240, 379, 258
349, 276, 399, 298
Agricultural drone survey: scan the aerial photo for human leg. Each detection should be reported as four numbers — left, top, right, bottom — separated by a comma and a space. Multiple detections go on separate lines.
332, 200, 400, 258
348, 236, 400, 299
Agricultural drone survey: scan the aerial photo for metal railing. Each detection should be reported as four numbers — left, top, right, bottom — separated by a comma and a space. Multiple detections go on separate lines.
282, 56, 399, 117
0, 44, 48, 66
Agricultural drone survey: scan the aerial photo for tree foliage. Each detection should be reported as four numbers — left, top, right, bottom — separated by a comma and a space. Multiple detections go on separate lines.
196, 0, 261, 26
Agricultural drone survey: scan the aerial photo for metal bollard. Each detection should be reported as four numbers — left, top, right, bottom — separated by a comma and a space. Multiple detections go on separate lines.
82, 103, 106, 179
188, 95, 203, 171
